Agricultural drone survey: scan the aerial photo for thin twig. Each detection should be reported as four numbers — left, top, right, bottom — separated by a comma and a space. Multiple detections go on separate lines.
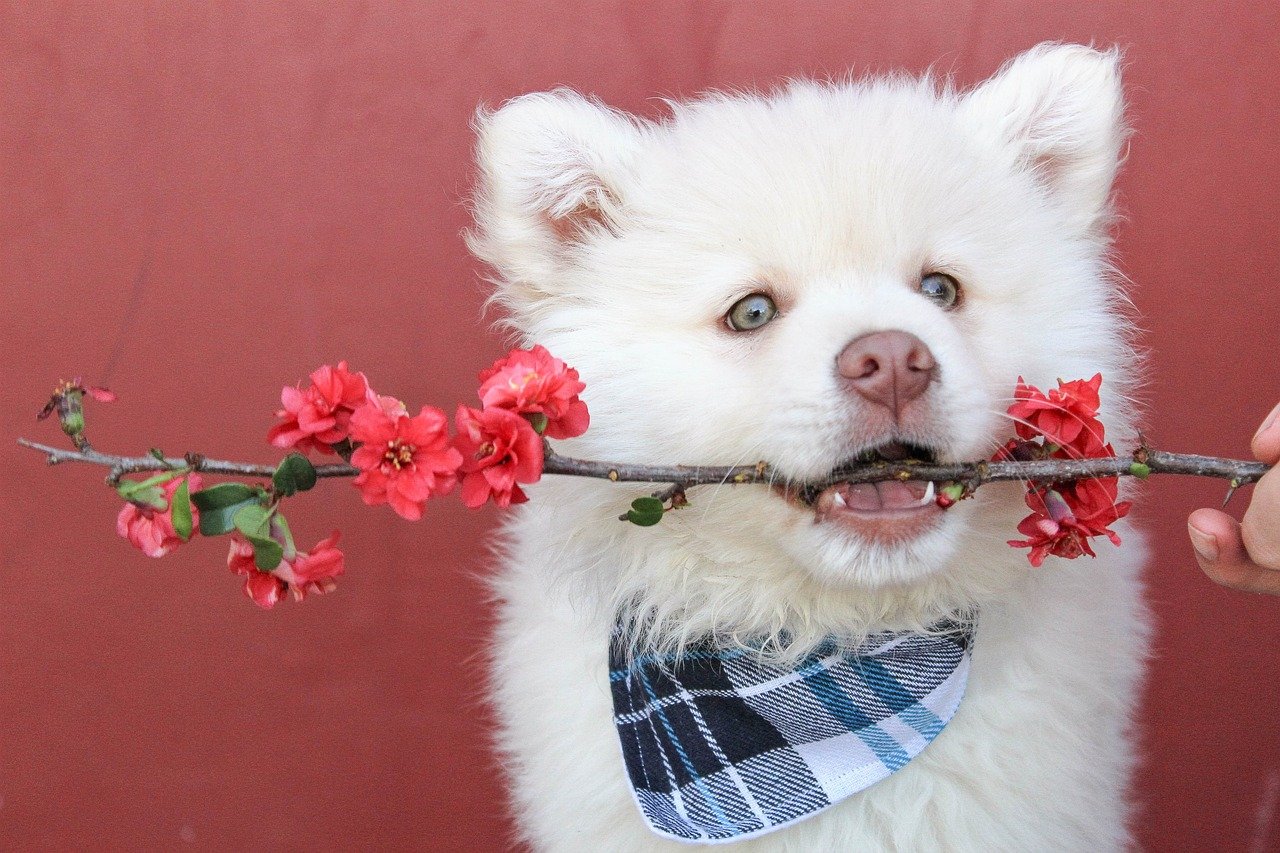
17, 437, 1269, 492
544, 449, 1269, 493
17, 439, 358, 485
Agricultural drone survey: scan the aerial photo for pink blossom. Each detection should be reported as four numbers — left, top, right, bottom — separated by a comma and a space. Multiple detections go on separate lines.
1008, 478, 1131, 567
453, 405, 544, 508
477, 345, 589, 439
349, 401, 462, 520
279, 532, 346, 600
268, 361, 373, 455
227, 531, 346, 609
1007, 374, 1106, 458
116, 474, 202, 558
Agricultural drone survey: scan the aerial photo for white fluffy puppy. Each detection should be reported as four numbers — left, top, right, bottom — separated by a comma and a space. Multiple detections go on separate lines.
469, 42, 1149, 851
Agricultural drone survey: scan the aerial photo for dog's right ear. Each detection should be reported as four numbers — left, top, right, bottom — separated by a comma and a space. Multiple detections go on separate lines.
960, 43, 1126, 237
468, 90, 646, 318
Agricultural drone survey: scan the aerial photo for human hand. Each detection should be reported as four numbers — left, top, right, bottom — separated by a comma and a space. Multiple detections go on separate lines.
1188, 402, 1280, 594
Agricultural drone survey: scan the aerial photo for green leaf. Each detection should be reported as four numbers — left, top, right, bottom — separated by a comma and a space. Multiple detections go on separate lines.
271, 512, 297, 561
197, 498, 257, 536
117, 482, 167, 510
149, 448, 166, 462
272, 453, 318, 496
233, 504, 283, 570
1128, 462, 1151, 480
249, 537, 284, 571
191, 483, 258, 511
233, 504, 272, 538
194, 485, 266, 537
198, 500, 253, 536
626, 508, 664, 526
118, 468, 186, 500
171, 479, 193, 541
626, 496, 665, 526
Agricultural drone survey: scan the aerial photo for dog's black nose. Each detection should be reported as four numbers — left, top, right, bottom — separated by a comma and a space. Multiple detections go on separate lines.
836, 330, 936, 418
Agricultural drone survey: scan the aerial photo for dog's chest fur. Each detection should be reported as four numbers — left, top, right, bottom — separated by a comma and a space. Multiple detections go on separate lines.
491, 520, 1147, 851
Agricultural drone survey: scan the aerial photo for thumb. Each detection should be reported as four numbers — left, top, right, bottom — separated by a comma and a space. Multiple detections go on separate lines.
1250, 401, 1280, 464
1188, 507, 1280, 595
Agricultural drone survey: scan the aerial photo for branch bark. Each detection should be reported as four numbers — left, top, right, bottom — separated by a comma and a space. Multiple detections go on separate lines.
17, 439, 358, 485
17, 437, 1270, 492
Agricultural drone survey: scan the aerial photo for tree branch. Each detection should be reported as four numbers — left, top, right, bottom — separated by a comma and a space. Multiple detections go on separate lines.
17, 437, 1269, 493
17, 439, 358, 485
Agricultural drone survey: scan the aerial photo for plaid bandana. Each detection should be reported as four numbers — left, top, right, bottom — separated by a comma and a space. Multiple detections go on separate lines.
609, 620, 975, 844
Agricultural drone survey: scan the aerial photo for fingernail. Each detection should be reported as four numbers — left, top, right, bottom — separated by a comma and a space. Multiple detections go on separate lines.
1188, 524, 1219, 562
1255, 402, 1280, 442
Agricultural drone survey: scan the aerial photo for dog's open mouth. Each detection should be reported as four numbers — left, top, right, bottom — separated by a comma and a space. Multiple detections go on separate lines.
778, 441, 946, 542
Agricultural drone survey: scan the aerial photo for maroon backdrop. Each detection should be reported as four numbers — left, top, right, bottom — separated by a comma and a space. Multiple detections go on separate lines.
3, 2, 1279, 849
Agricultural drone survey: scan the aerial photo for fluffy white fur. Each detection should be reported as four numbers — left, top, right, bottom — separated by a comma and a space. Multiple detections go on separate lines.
469, 43, 1150, 851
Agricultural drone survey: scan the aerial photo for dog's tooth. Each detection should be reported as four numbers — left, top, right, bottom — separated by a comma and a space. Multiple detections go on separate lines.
920, 481, 936, 506
832, 490, 848, 509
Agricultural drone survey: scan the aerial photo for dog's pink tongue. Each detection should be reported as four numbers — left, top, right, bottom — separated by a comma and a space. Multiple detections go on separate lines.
839, 481, 925, 511
843, 483, 882, 511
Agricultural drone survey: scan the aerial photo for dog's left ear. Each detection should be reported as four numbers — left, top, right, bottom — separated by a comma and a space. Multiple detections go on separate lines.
961, 43, 1126, 235
467, 90, 647, 320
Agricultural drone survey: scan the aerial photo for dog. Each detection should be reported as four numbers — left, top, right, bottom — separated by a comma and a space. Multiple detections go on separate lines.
467, 42, 1150, 851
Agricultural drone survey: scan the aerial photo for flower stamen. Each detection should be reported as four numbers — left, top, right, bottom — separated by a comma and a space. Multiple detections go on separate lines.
383, 440, 416, 471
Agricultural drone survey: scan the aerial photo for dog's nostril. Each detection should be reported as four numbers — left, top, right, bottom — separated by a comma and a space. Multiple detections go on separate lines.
854, 355, 881, 379
906, 345, 936, 373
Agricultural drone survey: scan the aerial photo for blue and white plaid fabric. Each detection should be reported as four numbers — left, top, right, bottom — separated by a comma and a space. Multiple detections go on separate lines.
609, 620, 975, 844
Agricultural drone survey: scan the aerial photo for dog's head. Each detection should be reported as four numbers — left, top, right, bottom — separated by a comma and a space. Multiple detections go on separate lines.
469, 44, 1138, 641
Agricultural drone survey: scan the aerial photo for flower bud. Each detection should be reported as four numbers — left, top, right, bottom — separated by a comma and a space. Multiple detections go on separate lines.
1042, 488, 1076, 524
59, 410, 85, 437
525, 412, 549, 435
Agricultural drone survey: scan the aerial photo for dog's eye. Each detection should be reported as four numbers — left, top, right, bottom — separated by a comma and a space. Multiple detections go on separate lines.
920, 273, 961, 308
726, 293, 778, 331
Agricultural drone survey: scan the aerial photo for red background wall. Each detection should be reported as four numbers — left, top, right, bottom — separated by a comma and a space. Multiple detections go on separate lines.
3, 2, 1279, 849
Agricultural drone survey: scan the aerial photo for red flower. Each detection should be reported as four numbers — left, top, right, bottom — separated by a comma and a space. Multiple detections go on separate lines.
1007, 374, 1106, 458
477, 345, 589, 439
453, 405, 545, 508
1072, 477, 1131, 528
228, 532, 345, 609
227, 538, 286, 608
349, 401, 462, 520
367, 393, 409, 420
280, 531, 346, 600
268, 361, 373, 455
116, 474, 202, 558
1008, 477, 1131, 567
